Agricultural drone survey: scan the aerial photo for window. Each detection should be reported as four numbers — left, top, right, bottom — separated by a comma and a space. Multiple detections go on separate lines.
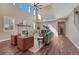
19, 3, 36, 16
32, 9, 35, 16
3, 16, 15, 32
19, 3, 30, 13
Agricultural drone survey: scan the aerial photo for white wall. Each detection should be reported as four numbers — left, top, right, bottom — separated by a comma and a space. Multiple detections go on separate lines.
0, 4, 34, 41
66, 11, 79, 48
43, 21, 58, 37
44, 21, 58, 31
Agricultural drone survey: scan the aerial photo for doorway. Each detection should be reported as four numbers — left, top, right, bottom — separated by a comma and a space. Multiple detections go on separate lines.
58, 22, 65, 35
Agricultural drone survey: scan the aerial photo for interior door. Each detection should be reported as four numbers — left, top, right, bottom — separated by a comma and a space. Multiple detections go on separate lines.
58, 22, 65, 35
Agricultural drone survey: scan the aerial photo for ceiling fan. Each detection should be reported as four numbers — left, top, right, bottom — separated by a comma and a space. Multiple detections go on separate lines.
30, 3, 43, 11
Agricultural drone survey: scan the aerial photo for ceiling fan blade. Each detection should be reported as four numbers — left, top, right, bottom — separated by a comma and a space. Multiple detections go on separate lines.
39, 8, 42, 9
39, 5, 43, 6
31, 3, 36, 7
36, 3, 39, 5
34, 3, 35, 5
37, 7, 42, 9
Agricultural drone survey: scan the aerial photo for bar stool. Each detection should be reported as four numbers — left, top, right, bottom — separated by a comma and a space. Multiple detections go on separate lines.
37, 36, 43, 47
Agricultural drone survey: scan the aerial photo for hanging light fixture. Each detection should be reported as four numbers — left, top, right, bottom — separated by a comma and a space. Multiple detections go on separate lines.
30, 3, 43, 31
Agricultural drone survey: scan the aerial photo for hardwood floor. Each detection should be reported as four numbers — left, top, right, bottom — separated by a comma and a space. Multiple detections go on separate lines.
0, 35, 79, 55
36, 35, 79, 55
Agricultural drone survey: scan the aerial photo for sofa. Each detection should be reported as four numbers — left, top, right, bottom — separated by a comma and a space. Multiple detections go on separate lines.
43, 31, 54, 44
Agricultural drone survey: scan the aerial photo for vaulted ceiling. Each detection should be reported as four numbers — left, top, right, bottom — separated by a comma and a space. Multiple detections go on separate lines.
38, 3, 79, 20
16, 3, 79, 21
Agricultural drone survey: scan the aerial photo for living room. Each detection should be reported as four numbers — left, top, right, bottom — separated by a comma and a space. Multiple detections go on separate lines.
0, 3, 79, 55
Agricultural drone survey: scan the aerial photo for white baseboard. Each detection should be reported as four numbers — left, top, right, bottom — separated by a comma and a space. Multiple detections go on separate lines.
66, 35, 79, 49
0, 38, 10, 42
